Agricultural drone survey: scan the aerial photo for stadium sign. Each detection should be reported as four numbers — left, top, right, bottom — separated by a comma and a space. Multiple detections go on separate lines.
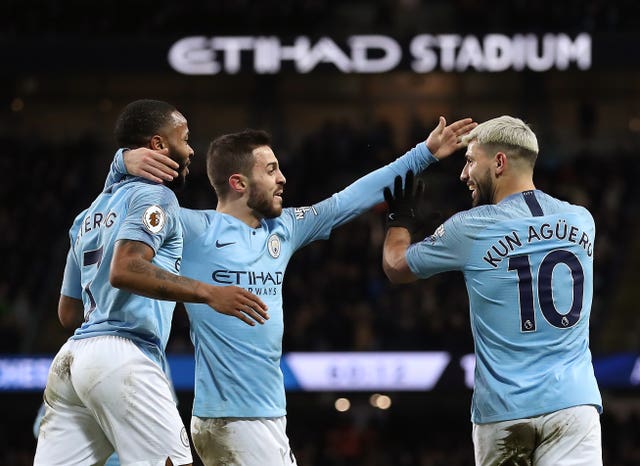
168, 33, 591, 75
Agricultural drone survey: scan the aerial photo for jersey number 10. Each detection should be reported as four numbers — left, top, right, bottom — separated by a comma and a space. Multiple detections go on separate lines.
508, 249, 584, 332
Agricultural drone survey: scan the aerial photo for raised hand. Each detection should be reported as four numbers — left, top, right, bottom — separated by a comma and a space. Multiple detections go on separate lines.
123, 147, 179, 183
205, 285, 269, 326
426, 116, 477, 160
383, 170, 425, 232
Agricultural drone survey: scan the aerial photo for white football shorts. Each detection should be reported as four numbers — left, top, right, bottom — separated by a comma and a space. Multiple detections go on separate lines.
472, 404, 602, 466
191, 415, 297, 466
34, 335, 192, 466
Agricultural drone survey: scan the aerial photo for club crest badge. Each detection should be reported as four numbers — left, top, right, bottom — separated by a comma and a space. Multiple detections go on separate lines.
142, 205, 166, 234
267, 234, 281, 258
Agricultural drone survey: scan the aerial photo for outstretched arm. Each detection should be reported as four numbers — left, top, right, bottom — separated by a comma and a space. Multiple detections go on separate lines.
288, 116, 477, 250
110, 239, 269, 326
326, 117, 476, 222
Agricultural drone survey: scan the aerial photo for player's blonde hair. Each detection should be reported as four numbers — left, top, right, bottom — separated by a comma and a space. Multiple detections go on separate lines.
461, 115, 539, 166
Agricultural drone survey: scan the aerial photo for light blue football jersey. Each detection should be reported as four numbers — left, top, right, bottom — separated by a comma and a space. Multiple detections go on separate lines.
61, 177, 183, 366
179, 142, 435, 417
406, 190, 602, 423
105, 142, 435, 417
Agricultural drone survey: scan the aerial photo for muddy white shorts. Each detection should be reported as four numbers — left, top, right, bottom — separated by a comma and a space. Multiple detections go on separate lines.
191, 415, 297, 466
472, 404, 602, 466
34, 335, 192, 466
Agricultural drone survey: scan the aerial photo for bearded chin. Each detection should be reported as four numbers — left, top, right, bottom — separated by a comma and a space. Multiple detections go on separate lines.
472, 173, 494, 207
248, 192, 281, 219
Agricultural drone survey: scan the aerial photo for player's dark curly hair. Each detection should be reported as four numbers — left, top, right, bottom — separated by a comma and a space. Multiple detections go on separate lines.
207, 129, 272, 197
114, 99, 177, 148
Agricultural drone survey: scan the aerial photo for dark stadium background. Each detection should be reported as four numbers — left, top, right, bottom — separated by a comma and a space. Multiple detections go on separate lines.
2, 1, 640, 464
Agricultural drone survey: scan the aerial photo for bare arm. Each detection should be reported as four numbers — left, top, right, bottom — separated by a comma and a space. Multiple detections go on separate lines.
382, 227, 418, 284
381, 171, 422, 284
58, 295, 84, 329
110, 239, 269, 326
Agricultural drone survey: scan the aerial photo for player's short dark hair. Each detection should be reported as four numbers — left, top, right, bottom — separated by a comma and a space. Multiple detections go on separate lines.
207, 129, 272, 197
114, 99, 177, 148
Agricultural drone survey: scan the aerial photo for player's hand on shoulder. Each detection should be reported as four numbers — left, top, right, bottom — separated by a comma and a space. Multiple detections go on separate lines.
206, 285, 269, 326
123, 147, 178, 183
426, 116, 477, 160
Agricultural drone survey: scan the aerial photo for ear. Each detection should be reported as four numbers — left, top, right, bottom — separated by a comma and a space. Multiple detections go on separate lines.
228, 174, 248, 193
495, 152, 507, 175
150, 135, 165, 150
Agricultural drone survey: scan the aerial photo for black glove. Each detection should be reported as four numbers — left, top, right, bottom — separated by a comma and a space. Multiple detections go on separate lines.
383, 170, 425, 232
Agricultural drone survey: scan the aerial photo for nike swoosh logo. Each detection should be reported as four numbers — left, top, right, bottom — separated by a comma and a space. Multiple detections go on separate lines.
215, 240, 236, 248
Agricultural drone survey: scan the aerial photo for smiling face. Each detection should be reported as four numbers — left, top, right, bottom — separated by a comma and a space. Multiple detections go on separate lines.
246, 145, 286, 219
161, 111, 194, 192
460, 141, 496, 207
